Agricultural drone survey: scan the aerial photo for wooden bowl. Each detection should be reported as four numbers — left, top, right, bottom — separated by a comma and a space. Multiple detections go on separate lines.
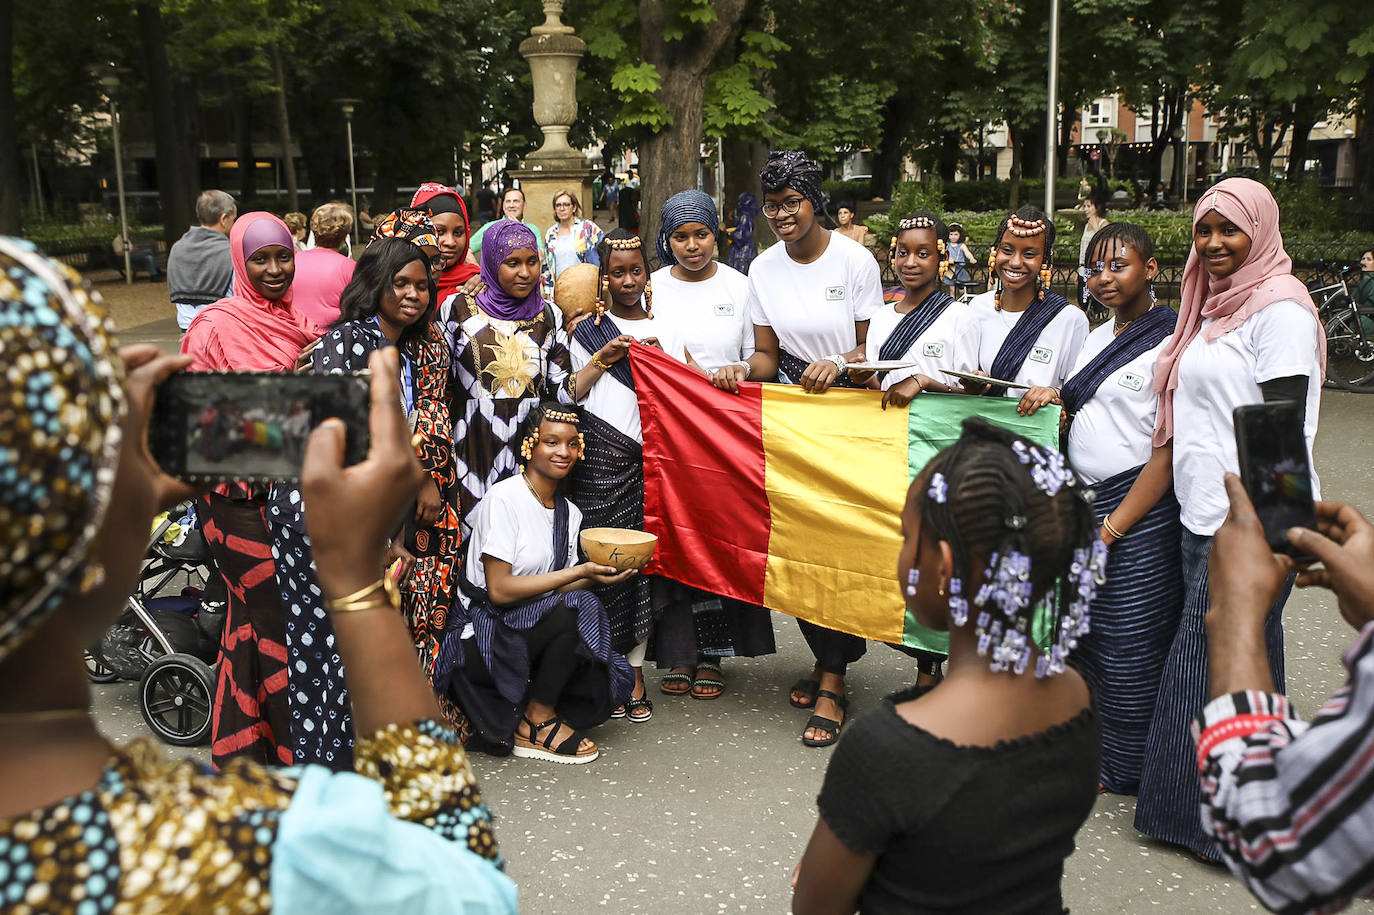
552, 262, 601, 326
580, 527, 658, 571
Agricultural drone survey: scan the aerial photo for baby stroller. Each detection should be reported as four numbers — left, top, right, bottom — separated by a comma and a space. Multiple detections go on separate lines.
86, 504, 225, 746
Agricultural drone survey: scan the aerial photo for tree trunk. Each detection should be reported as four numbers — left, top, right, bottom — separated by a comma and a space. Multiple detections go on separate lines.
135, 2, 195, 243
1007, 124, 1023, 210
270, 45, 299, 212
636, 0, 748, 253
234, 96, 257, 200
937, 130, 960, 182
0, 0, 19, 235
1286, 99, 1317, 182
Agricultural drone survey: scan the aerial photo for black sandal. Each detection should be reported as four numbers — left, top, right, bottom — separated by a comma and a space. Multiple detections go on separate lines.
513, 714, 599, 764
788, 676, 820, 709
624, 693, 653, 722
691, 661, 725, 700
801, 689, 849, 748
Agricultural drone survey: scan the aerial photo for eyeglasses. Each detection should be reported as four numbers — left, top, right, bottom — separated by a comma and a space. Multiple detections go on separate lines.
761, 198, 805, 219
554, 201, 573, 209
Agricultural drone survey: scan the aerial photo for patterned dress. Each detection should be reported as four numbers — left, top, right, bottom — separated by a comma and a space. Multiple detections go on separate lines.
444, 293, 570, 523
0, 720, 511, 912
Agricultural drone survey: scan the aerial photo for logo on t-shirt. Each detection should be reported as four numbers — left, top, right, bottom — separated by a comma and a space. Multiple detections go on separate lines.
1119, 372, 1145, 391
714, 302, 735, 316
922, 342, 945, 358
825, 285, 846, 301
1029, 345, 1053, 364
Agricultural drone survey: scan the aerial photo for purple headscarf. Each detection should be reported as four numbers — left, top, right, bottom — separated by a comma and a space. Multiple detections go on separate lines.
474, 220, 545, 321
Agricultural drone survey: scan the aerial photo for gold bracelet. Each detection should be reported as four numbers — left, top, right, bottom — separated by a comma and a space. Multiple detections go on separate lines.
591, 356, 611, 372
325, 577, 400, 613
328, 598, 394, 615
1101, 516, 1124, 541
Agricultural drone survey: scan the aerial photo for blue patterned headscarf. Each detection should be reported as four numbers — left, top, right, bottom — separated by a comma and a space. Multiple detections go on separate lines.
656, 190, 719, 266
474, 220, 545, 322
759, 151, 825, 211
0, 237, 126, 662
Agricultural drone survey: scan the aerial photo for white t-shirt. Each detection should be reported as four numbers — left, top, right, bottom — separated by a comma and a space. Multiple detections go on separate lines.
1065, 322, 1171, 485
863, 295, 978, 390
460, 474, 582, 609
1172, 299, 1323, 536
649, 262, 754, 370
746, 232, 883, 362
967, 290, 1090, 397
551, 232, 579, 278
567, 312, 686, 443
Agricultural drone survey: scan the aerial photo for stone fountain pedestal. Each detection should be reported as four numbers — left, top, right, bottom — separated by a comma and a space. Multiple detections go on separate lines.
509, 1, 599, 238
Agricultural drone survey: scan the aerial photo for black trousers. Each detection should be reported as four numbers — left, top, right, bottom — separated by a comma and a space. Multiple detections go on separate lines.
797, 619, 866, 676
463, 605, 582, 709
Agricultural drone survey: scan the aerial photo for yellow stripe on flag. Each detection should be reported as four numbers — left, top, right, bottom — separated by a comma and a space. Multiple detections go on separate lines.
759, 385, 910, 644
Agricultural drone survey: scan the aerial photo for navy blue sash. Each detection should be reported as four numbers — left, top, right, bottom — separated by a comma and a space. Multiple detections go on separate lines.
877, 289, 955, 362
1060, 306, 1176, 414
986, 291, 1072, 397
777, 348, 862, 389
573, 314, 635, 391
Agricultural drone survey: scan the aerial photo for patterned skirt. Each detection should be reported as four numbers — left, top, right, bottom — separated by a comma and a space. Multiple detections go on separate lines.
1072, 466, 1183, 795
269, 522, 354, 771
201, 494, 292, 769
570, 412, 655, 654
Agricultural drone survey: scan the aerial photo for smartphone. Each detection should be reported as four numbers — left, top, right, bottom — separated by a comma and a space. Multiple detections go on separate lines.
1234, 401, 1317, 559
151, 371, 371, 484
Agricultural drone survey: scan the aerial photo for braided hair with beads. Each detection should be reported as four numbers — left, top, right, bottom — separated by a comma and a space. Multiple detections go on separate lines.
593, 228, 653, 325
989, 205, 1057, 310
888, 210, 954, 285
1082, 222, 1157, 308
918, 417, 1106, 677
518, 401, 585, 470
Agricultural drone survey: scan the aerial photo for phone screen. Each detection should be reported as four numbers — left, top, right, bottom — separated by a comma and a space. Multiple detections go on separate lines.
151, 372, 371, 483
1234, 402, 1316, 558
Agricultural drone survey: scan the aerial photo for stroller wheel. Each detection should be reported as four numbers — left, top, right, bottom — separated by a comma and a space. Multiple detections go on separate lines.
139, 653, 215, 746
85, 650, 120, 683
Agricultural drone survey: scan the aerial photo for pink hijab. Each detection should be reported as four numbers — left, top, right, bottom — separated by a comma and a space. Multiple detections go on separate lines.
1151, 178, 1324, 446
182, 212, 323, 372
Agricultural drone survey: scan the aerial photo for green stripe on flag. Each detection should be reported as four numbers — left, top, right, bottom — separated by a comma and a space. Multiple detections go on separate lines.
901, 395, 1062, 653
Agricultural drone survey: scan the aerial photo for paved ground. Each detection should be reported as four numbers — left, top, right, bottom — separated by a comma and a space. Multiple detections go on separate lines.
88, 275, 1374, 913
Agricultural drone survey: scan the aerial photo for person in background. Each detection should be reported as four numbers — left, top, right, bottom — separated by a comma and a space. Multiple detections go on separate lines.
606, 175, 622, 224
435, 404, 635, 762
563, 229, 690, 723
1355, 248, 1374, 333
284, 211, 308, 250
1135, 176, 1325, 862
357, 202, 374, 239
167, 189, 236, 331
470, 187, 547, 262
712, 151, 883, 748
292, 202, 356, 326
476, 181, 498, 227
542, 189, 603, 302
181, 212, 324, 770
111, 233, 160, 281
793, 418, 1105, 915
411, 182, 482, 309
1195, 477, 1374, 913
833, 200, 869, 247
1077, 190, 1110, 312
1019, 223, 1182, 796
0, 241, 516, 908
649, 190, 776, 700
725, 192, 758, 275
944, 223, 974, 298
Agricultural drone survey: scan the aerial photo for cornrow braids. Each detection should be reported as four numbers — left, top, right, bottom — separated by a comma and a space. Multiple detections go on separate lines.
1085, 221, 1155, 267
919, 417, 1104, 677
990, 205, 1057, 308
595, 228, 654, 323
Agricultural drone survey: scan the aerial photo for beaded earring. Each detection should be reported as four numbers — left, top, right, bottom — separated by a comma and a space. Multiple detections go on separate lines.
888, 236, 899, 264
644, 274, 654, 319
518, 431, 537, 469
937, 238, 951, 281
594, 276, 609, 325
576, 432, 586, 455
1038, 263, 1052, 301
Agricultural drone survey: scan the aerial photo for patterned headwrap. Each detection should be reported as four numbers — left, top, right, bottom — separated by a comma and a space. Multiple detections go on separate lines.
759, 151, 825, 212
369, 208, 439, 251
0, 238, 126, 663
474, 220, 545, 322
655, 190, 719, 266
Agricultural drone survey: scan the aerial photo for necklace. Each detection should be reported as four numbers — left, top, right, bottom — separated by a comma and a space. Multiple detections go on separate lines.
522, 471, 554, 509
1113, 303, 1154, 337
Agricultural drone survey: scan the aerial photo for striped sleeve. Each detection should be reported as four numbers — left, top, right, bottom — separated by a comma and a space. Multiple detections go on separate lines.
1192, 622, 1374, 914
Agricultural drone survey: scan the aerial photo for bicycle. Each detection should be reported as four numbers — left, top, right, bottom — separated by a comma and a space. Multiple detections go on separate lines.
1308, 261, 1355, 320
1323, 291, 1374, 393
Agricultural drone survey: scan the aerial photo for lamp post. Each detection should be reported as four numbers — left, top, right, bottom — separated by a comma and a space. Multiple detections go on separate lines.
1043, 0, 1061, 217
335, 99, 361, 245
1172, 125, 1186, 205
100, 72, 132, 285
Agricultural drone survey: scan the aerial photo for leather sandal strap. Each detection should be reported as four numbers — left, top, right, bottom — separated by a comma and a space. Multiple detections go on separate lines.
815, 689, 849, 708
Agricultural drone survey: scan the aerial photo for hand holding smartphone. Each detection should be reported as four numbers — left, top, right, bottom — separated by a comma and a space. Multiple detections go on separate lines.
151, 371, 372, 484
1233, 401, 1317, 561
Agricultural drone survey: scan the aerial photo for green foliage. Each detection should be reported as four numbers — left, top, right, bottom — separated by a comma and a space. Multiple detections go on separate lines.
864, 180, 947, 250
821, 179, 873, 202
609, 63, 673, 131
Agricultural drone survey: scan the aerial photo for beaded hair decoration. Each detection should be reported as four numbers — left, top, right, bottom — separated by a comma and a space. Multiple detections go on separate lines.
992, 214, 1053, 310
888, 216, 952, 284
595, 235, 653, 324
519, 409, 586, 467
923, 442, 1107, 679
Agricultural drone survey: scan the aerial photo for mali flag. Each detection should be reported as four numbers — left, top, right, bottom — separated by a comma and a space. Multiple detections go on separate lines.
630, 343, 1061, 651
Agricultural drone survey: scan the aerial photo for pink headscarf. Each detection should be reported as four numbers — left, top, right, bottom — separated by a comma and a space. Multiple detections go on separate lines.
1151, 178, 1324, 446
182, 212, 323, 372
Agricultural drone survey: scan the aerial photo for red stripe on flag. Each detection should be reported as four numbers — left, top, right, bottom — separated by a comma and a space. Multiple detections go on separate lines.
631, 343, 769, 605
